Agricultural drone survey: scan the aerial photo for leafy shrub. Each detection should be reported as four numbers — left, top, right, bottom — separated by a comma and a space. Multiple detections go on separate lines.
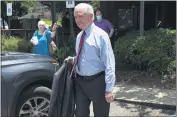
42, 19, 52, 25
53, 36, 75, 63
114, 28, 176, 76
18, 39, 32, 53
42, 19, 62, 29
2, 35, 20, 51
2, 34, 32, 53
1, 34, 74, 63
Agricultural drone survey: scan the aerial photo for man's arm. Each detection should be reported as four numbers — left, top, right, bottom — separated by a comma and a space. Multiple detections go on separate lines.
109, 28, 114, 38
106, 20, 114, 38
100, 34, 116, 92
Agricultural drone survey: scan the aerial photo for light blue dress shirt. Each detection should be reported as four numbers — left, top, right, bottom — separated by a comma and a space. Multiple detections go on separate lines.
75, 23, 116, 92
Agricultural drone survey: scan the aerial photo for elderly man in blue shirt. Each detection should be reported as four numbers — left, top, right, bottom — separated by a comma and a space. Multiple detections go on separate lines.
65, 3, 116, 117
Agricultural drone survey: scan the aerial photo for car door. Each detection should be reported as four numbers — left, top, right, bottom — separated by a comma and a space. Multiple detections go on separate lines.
1, 76, 8, 116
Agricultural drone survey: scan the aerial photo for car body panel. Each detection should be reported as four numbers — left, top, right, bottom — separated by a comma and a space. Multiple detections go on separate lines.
1, 76, 8, 116
1, 52, 59, 116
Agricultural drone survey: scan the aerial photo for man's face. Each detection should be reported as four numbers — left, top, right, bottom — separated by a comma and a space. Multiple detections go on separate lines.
74, 8, 93, 30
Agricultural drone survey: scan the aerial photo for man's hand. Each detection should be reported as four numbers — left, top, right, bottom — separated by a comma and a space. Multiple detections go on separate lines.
64, 56, 74, 63
105, 91, 114, 103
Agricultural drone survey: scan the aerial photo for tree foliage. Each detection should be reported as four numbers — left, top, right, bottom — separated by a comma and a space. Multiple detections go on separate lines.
40, 1, 100, 14
90, 0, 100, 11
1, 1, 36, 17
40, 1, 66, 13
20, 1, 36, 9
1, 1, 36, 27
114, 28, 176, 77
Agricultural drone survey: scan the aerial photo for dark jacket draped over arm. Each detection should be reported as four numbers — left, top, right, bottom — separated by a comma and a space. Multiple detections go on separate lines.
48, 62, 75, 117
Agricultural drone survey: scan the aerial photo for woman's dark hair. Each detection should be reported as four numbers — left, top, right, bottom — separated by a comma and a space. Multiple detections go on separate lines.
95, 8, 102, 14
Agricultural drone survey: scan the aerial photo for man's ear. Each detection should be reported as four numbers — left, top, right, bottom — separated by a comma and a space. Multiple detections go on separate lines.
90, 14, 94, 19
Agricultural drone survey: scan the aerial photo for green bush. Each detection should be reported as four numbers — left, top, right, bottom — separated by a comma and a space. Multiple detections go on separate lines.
53, 36, 75, 63
114, 28, 176, 76
18, 39, 32, 53
1, 34, 74, 63
2, 34, 32, 53
2, 35, 20, 51
42, 19, 52, 25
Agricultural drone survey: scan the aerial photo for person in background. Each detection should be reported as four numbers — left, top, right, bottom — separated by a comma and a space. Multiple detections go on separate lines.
65, 3, 115, 117
94, 8, 114, 38
94, 8, 115, 47
62, 11, 70, 32
30, 20, 57, 56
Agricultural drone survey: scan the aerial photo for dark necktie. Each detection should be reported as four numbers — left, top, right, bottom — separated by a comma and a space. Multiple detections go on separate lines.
70, 31, 86, 79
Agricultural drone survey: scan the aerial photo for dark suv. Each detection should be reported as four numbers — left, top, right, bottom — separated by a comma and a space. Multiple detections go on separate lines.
1, 52, 59, 117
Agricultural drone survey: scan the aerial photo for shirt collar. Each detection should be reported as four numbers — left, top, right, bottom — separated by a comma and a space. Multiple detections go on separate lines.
84, 23, 95, 36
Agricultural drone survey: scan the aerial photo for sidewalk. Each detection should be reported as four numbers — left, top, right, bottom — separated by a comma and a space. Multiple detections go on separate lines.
113, 83, 176, 110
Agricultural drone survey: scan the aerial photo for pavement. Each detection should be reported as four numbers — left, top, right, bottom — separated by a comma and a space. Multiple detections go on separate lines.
90, 101, 176, 116
112, 83, 176, 110
89, 83, 176, 116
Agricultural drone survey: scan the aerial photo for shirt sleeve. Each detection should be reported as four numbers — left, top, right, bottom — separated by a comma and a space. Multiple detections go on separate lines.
106, 20, 113, 30
100, 33, 116, 92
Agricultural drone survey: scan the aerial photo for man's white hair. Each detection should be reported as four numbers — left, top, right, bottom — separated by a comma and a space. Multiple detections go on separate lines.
74, 3, 94, 20
38, 20, 46, 27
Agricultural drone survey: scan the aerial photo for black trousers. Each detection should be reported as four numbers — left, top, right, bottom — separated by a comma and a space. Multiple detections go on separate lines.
74, 72, 110, 117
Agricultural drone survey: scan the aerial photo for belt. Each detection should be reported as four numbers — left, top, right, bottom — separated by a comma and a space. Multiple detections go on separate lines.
75, 71, 105, 80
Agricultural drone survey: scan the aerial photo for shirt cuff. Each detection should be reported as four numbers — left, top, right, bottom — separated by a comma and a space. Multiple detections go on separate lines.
106, 83, 115, 92
72, 56, 76, 65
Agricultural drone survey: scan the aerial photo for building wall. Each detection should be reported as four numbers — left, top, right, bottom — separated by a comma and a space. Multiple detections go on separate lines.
100, 1, 176, 32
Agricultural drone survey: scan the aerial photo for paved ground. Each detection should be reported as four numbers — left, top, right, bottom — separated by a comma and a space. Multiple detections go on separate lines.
89, 83, 176, 116
90, 101, 176, 116
113, 83, 176, 109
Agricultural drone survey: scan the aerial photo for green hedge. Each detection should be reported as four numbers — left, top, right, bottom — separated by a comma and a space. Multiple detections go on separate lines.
114, 28, 176, 76
53, 36, 75, 63
1, 34, 74, 63
2, 35, 32, 53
